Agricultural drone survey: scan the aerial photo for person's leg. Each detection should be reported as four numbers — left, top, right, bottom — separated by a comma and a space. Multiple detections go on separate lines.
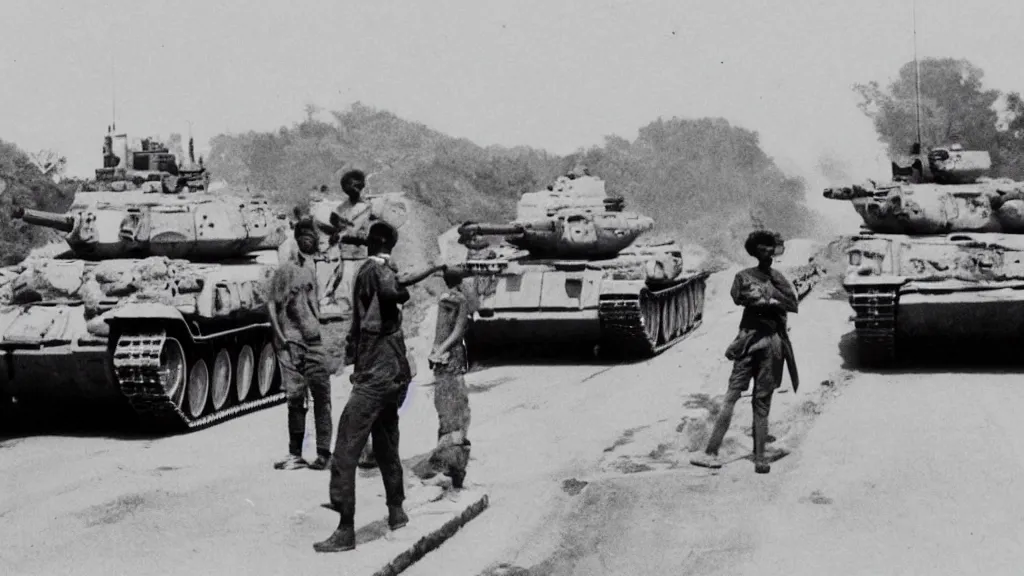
751, 390, 773, 473
314, 391, 381, 553
434, 371, 471, 486
275, 345, 309, 470
751, 345, 786, 474
305, 346, 334, 470
371, 391, 408, 530
691, 355, 752, 468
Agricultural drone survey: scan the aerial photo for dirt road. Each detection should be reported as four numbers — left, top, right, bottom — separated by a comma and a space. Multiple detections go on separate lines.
0, 263, 841, 576
471, 309, 1024, 575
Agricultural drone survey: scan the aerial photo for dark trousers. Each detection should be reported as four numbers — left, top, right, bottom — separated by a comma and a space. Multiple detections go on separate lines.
705, 346, 782, 461
328, 387, 406, 524
278, 342, 333, 457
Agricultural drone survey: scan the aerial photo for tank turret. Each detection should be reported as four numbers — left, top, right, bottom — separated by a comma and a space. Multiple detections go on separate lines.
12, 197, 289, 261
456, 174, 655, 259
457, 211, 654, 260
823, 142, 1024, 235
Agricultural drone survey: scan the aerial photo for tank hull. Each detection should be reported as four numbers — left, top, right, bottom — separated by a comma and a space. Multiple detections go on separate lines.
463, 254, 710, 359
0, 254, 286, 432
843, 231, 1024, 365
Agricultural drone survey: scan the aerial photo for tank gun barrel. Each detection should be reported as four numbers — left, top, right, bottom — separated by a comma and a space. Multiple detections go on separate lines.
12, 206, 76, 233
823, 184, 882, 201
458, 220, 558, 239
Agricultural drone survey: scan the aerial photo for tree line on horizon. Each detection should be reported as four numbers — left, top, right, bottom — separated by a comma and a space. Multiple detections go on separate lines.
204, 102, 819, 259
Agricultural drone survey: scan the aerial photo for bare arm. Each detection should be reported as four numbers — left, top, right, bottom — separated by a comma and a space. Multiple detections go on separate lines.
267, 301, 286, 346
399, 264, 445, 287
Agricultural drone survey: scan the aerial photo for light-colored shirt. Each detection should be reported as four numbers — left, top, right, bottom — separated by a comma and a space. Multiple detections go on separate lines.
333, 199, 374, 259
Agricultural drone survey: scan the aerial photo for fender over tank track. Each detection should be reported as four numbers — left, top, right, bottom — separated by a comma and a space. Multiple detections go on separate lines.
599, 272, 710, 358
112, 329, 285, 433
847, 285, 897, 366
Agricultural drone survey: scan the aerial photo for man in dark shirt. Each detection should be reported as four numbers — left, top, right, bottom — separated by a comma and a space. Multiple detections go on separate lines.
313, 222, 431, 553
268, 218, 334, 471
690, 230, 800, 474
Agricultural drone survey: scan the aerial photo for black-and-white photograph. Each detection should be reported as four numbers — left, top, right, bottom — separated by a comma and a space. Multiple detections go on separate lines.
2, 1, 1023, 574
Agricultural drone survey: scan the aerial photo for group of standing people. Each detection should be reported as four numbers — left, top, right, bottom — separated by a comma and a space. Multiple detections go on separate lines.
268, 168, 800, 552
267, 170, 474, 553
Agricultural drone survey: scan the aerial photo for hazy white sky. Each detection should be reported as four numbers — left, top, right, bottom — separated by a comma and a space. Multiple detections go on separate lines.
3, 0, 1023, 226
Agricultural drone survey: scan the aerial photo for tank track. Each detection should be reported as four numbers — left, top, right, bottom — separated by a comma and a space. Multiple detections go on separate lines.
599, 272, 710, 358
112, 330, 285, 433
847, 286, 898, 366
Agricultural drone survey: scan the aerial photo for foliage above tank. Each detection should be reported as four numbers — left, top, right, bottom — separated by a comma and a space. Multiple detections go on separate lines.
854, 58, 1024, 179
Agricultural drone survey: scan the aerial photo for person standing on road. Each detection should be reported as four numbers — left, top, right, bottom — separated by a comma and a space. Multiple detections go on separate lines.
314, 222, 440, 553
690, 230, 799, 474
414, 266, 473, 489
325, 170, 380, 469
267, 218, 334, 471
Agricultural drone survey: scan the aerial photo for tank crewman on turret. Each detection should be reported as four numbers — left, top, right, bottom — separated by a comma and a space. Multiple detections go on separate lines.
268, 218, 335, 472
314, 222, 443, 553
690, 230, 799, 474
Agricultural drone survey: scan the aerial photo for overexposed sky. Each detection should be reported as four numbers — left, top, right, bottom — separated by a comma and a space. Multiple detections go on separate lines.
2, 0, 1022, 223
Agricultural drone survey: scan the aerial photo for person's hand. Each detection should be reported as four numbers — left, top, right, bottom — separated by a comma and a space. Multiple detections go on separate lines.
428, 349, 450, 366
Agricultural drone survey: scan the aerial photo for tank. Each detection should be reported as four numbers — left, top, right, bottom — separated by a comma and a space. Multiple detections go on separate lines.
824, 143, 1024, 365
0, 134, 292, 432
454, 173, 711, 358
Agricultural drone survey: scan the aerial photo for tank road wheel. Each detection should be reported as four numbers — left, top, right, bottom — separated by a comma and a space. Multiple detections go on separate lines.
186, 358, 210, 419
210, 347, 233, 411
235, 344, 255, 402
159, 337, 188, 410
256, 340, 277, 398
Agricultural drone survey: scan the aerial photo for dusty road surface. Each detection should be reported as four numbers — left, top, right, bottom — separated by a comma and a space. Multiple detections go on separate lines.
465, 314, 1024, 574
0, 261, 839, 576
405, 275, 854, 576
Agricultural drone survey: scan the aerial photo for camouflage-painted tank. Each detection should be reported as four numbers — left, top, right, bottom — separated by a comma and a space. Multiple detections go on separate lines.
454, 173, 711, 358
0, 134, 291, 432
824, 143, 1024, 365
